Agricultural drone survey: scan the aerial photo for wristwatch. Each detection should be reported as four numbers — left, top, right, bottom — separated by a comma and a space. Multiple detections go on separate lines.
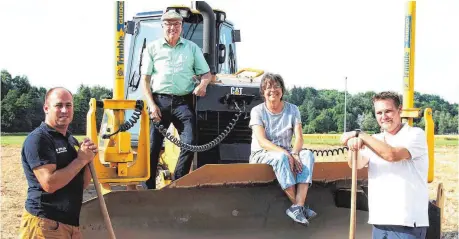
291, 152, 299, 156
355, 129, 361, 137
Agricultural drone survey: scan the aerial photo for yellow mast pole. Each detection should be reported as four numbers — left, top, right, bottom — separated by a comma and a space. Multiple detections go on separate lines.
115, 1, 125, 100
402, 1, 435, 183
112, 1, 126, 170
402, 1, 416, 125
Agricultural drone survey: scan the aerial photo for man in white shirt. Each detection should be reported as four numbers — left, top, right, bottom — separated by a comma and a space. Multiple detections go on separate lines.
340, 91, 429, 239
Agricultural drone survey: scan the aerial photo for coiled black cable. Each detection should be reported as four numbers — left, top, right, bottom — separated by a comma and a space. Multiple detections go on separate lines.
153, 102, 244, 152
99, 98, 350, 156
102, 100, 144, 139
303, 146, 349, 156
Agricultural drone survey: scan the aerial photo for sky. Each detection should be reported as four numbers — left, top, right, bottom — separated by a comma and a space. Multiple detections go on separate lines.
1, 0, 458, 104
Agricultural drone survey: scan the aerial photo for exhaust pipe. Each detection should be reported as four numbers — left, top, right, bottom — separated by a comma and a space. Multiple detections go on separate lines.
193, 1, 216, 74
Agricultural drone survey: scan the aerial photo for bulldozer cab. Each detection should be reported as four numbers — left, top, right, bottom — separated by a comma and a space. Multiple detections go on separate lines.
119, 5, 265, 186
80, 2, 443, 239
123, 6, 240, 105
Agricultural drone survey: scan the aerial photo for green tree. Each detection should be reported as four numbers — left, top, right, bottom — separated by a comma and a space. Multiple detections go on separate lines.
10, 75, 31, 95
15, 93, 34, 131
1, 70, 13, 100
451, 115, 459, 134
287, 86, 306, 105
2, 69, 458, 134
1, 90, 20, 131
414, 116, 426, 129
361, 112, 380, 133
72, 85, 92, 134
299, 101, 318, 128
90, 86, 113, 100
309, 109, 336, 133
303, 124, 315, 134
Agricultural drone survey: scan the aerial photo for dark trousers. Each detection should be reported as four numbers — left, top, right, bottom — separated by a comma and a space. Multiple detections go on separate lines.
372, 225, 427, 239
145, 93, 196, 189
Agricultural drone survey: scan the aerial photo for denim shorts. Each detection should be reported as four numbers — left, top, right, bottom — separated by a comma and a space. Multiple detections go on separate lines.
372, 225, 427, 239
249, 149, 315, 190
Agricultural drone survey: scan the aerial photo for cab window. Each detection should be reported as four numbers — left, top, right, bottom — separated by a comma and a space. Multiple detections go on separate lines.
219, 23, 237, 74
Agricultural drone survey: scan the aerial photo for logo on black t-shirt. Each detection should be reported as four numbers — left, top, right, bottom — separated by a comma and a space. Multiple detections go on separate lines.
56, 147, 67, 154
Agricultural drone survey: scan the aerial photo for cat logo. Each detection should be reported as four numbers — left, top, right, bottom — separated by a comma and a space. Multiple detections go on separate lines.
230, 87, 243, 95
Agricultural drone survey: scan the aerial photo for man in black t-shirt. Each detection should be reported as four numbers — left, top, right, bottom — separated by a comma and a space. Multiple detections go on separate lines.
19, 87, 98, 239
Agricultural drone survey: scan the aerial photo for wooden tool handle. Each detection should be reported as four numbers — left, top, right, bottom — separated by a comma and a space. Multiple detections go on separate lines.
89, 162, 117, 239
349, 150, 358, 239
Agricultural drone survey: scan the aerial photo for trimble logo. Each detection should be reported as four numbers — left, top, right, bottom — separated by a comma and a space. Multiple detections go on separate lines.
117, 34, 124, 67
117, 1, 125, 68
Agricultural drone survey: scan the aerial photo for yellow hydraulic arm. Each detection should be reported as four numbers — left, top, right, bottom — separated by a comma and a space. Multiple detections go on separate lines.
86, 1, 150, 188
401, 1, 434, 183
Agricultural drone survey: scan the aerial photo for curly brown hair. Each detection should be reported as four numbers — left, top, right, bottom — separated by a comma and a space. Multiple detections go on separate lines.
259, 73, 286, 101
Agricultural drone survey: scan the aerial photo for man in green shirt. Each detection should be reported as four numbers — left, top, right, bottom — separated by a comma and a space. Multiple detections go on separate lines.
140, 10, 212, 189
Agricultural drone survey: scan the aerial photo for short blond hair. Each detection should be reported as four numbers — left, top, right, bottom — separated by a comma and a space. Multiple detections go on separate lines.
372, 91, 402, 108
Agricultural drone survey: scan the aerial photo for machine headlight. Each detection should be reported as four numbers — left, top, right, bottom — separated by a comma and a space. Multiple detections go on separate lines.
219, 13, 226, 22
179, 9, 190, 18
166, 6, 191, 19
215, 11, 226, 22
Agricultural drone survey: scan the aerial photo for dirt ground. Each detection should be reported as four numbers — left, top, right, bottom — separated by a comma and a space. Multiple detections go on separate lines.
1, 145, 458, 238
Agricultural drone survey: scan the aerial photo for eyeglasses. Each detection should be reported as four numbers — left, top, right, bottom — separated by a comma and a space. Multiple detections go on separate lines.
266, 84, 281, 90
163, 22, 182, 28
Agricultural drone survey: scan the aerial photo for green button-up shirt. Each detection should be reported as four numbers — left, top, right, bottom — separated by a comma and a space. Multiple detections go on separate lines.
141, 37, 210, 96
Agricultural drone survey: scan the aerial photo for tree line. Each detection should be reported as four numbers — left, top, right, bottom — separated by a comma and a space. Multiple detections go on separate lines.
1, 69, 458, 134
1, 70, 111, 134
284, 86, 458, 134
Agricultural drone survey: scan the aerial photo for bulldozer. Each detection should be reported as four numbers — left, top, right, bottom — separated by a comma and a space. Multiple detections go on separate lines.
80, 1, 444, 238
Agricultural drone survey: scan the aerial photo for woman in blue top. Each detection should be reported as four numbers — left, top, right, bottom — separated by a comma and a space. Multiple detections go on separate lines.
249, 73, 316, 226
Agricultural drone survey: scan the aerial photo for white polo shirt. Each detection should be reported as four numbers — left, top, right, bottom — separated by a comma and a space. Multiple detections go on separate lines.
361, 123, 429, 227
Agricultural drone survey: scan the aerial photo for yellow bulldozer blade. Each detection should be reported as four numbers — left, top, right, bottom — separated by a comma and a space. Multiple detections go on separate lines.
80, 163, 372, 238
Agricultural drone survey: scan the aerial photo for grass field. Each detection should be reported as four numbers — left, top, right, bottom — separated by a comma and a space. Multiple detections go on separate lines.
1, 134, 458, 238
0, 133, 87, 146
302, 134, 459, 147
1, 133, 457, 147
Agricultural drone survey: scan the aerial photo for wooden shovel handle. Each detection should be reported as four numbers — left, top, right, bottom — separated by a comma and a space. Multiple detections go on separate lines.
89, 162, 117, 239
349, 150, 358, 239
